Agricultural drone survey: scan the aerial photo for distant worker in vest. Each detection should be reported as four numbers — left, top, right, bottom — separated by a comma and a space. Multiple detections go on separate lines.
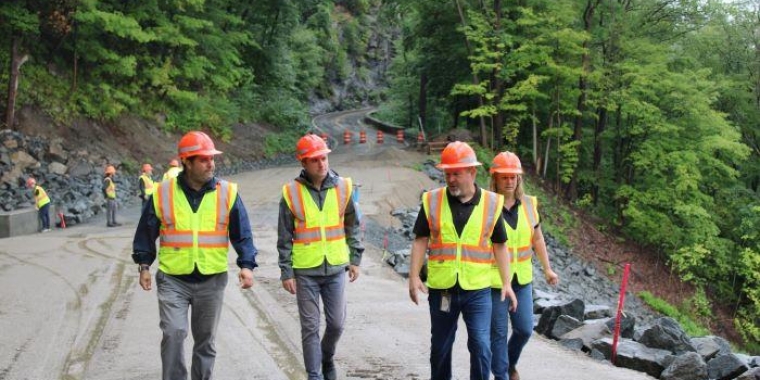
488, 151, 558, 380
408, 141, 517, 380
26, 177, 51, 232
132, 131, 258, 380
277, 133, 364, 380
103, 164, 121, 227
138, 163, 155, 209
163, 159, 182, 180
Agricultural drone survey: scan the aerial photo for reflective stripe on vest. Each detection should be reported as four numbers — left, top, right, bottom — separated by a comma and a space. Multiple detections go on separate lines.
153, 178, 236, 275
283, 177, 352, 269
35, 186, 50, 208
140, 174, 155, 196
491, 195, 539, 287
423, 187, 504, 290
105, 177, 116, 199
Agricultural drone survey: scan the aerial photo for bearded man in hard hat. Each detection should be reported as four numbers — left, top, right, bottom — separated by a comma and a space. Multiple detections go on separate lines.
408, 141, 517, 380
26, 177, 51, 232
103, 164, 121, 227
163, 158, 182, 180
138, 163, 155, 209
277, 133, 364, 380
132, 131, 258, 380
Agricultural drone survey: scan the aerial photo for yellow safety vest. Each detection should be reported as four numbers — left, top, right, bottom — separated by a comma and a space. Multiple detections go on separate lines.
491, 195, 539, 287
35, 185, 50, 208
153, 178, 236, 275
163, 167, 182, 181
139, 174, 154, 196
423, 188, 504, 290
105, 177, 116, 199
283, 177, 352, 269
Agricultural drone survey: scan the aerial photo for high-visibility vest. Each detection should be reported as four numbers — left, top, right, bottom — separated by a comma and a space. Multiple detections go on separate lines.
35, 185, 50, 208
139, 174, 154, 196
153, 178, 236, 275
283, 177, 353, 269
105, 177, 116, 199
163, 167, 182, 181
490, 195, 539, 287
423, 188, 504, 290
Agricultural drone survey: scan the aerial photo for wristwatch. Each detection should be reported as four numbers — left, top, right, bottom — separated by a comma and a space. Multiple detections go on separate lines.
138, 264, 150, 273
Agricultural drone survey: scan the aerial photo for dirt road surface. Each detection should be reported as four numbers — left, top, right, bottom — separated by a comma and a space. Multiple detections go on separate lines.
0, 110, 654, 379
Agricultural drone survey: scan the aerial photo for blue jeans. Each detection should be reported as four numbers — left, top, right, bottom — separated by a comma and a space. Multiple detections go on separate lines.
38, 203, 50, 230
490, 283, 533, 379
428, 285, 492, 380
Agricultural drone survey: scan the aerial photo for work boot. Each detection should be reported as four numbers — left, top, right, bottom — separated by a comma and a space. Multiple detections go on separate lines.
322, 361, 337, 380
509, 367, 520, 380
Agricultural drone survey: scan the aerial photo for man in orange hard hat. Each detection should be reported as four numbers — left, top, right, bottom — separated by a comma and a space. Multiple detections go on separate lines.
103, 164, 121, 227
163, 158, 182, 181
408, 141, 517, 380
138, 163, 155, 209
26, 177, 51, 232
132, 131, 258, 380
278, 133, 364, 380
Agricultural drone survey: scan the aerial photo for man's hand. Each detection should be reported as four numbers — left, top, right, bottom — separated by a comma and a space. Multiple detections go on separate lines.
408, 276, 428, 305
139, 270, 152, 291
282, 278, 296, 294
348, 265, 360, 282
238, 268, 254, 289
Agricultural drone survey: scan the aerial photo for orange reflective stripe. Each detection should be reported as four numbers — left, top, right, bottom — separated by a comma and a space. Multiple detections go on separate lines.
157, 180, 176, 228
285, 182, 306, 220
216, 181, 231, 229
426, 189, 444, 242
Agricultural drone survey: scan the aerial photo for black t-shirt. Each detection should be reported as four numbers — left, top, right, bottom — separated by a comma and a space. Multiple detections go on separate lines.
412, 186, 507, 243
502, 197, 541, 230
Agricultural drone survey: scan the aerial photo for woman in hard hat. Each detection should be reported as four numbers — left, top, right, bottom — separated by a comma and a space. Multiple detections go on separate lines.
26, 177, 51, 232
489, 151, 559, 380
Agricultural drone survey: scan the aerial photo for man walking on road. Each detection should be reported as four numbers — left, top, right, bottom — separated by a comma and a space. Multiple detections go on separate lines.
103, 164, 121, 227
132, 131, 258, 380
278, 133, 364, 380
408, 141, 517, 380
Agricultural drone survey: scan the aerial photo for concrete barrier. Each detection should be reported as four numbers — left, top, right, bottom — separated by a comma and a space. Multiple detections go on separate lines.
0, 207, 42, 238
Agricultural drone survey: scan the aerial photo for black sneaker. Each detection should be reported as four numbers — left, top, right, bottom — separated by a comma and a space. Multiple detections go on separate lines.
322, 362, 337, 380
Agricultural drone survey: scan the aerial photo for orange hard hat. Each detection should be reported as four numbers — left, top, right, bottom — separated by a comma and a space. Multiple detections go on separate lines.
436, 141, 482, 169
142, 163, 153, 172
26, 177, 36, 187
105, 165, 116, 175
296, 134, 331, 161
177, 131, 222, 159
169, 159, 179, 167
490, 151, 523, 174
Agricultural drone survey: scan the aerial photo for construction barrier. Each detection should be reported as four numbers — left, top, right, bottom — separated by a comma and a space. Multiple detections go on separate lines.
359, 130, 367, 144
417, 132, 425, 144
396, 130, 404, 143
343, 130, 351, 145
376, 131, 384, 144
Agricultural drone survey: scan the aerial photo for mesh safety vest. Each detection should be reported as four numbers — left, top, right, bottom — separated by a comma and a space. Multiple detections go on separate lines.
153, 178, 236, 275
35, 186, 50, 208
105, 177, 116, 199
490, 195, 539, 287
283, 177, 353, 269
140, 174, 154, 196
423, 188, 504, 290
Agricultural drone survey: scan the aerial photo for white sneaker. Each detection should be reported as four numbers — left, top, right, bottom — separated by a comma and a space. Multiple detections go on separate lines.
41, 228, 51, 233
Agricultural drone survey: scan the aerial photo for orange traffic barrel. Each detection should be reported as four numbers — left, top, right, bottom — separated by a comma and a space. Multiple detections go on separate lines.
359, 130, 367, 144
320, 132, 328, 141
376, 131, 384, 144
396, 130, 404, 143
343, 130, 351, 145
417, 132, 424, 143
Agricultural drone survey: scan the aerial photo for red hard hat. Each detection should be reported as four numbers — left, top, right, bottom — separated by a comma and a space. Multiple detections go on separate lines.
490, 151, 523, 174
178, 131, 222, 159
296, 134, 331, 161
142, 163, 153, 172
26, 177, 36, 187
436, 141, 481, 169
105, 165, 116, 175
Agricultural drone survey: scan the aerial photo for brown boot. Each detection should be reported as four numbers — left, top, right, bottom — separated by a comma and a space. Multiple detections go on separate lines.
509, 368, 520, 380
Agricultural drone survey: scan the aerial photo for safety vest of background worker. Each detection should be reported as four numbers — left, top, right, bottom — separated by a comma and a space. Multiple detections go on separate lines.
152, 133, 236, 275
139, 164, 155, 197
27, 178, 50, 209
283, 138, 353, 269
163, 159, 182, 180
104, 165, 117, 199
422, 157, 504, 290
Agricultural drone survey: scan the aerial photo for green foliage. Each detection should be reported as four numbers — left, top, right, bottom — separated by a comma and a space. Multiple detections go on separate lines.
638, 291, 710, 338
263, 129, 304, 158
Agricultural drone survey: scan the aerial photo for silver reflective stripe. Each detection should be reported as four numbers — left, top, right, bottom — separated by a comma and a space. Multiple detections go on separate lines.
428, 189, 443, 232
161, 233, 193, 245
179, 144, 201, 154
198, 235, 228, 246
295, 229, 322, 241
324, 228, 345, 240
288, 182, 305, 220
522, 196, 537, 227
336, 178, 350, 214
461, 249, 492, 262
216, 180, 230, 229
429, 246, 457, 258
159, 180, 174, 227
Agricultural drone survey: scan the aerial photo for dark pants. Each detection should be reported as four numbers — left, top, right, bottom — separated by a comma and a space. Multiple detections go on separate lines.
490, 283, 533, 379
38, 203, 50, 230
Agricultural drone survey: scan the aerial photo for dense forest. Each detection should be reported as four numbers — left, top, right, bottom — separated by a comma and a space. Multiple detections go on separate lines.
1, 0, 759, 350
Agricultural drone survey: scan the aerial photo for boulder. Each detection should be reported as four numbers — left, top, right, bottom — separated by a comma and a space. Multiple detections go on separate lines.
660, 352, 708, 380
707, 354, 749, 380
638, 317, 697, 354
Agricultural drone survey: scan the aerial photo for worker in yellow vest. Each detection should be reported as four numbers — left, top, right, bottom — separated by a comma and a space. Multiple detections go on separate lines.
408, 141, 517, 380
132, 131, 257, 380
278, 134, 364, 380
26, 177, 51, 232
103, 165, 121, 227
488, 151, 559, 380
163, 159, 182, 180
138, 163, 155, 209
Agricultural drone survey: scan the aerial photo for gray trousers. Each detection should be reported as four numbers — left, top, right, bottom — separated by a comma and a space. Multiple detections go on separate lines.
296, 272, 347, 380
156, 270, 228, 380
106, 198, 117, 225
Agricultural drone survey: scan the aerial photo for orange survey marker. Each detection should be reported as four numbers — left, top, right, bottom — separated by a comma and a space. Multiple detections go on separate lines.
376, 131, 384, 144
58, 212, 66, 228
396, 129, 404, 143
359, 130, 367, 144
343, 130, 351, 145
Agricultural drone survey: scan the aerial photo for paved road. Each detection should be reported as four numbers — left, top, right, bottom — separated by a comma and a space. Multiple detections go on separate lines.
0, 110, 653, 379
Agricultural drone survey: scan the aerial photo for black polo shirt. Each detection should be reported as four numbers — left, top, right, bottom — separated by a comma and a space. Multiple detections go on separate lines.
412, 186, 507, 243
502, 197, 541, 230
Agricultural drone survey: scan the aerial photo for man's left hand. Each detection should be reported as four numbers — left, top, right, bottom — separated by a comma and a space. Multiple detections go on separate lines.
239, 268, 254, 289
348, 265, 360, 282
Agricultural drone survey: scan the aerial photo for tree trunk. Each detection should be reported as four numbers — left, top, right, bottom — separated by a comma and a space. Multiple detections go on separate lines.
591, 106, 607, 205
491, 0, 505, 150
455, 0, 488, 148
6, 37, 29, 130
419, 71, 428, 136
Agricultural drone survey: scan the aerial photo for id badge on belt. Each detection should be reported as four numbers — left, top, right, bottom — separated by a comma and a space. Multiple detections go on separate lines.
440, 291, 451, 313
